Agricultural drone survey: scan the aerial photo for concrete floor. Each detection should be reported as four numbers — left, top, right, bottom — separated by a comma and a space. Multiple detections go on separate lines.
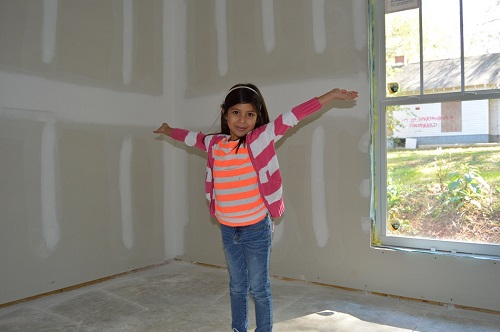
0, 260, 499, 332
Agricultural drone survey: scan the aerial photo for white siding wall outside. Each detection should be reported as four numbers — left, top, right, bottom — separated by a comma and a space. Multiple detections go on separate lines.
489, 99, 500, 136
393, 100, 489, 139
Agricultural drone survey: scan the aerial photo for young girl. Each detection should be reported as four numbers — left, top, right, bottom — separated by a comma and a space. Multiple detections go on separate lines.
154, 83, 358, 332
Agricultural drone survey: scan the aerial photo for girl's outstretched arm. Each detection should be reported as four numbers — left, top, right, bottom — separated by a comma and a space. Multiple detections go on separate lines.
154, 124, 212, 152
317, 88, 358, 106
153, 123, 173, 137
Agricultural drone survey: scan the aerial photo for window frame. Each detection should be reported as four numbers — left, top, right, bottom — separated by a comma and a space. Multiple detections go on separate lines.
370, 0, 500, 259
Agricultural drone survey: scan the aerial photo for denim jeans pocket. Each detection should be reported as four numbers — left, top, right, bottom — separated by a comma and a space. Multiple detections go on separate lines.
247, 215, 270, 231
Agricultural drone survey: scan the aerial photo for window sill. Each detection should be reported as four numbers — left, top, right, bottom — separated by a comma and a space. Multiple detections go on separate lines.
371, 243, 500, 261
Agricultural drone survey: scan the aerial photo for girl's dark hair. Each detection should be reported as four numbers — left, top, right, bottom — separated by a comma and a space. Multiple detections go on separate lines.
220, 83, 270, 151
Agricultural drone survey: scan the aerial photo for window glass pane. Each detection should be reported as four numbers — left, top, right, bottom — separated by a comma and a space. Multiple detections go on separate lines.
384, 8, 420, 97
421, 0, 461, 94
386, 99, 500, 245
463, 0, 500, 91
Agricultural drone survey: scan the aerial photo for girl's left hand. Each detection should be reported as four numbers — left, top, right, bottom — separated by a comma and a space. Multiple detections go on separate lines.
331, 88, 358, 100
318, 88, 358, 105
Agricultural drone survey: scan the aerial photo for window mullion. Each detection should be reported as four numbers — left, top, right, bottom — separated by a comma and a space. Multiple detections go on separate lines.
459, 0, 465, 92
418, 2, 424, 96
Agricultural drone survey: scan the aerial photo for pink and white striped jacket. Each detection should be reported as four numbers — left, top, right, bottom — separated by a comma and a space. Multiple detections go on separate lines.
171, 97, 323, 219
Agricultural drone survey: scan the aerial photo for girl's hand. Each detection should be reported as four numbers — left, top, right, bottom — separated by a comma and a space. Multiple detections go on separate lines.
153, 123, 173, 137
330, 88, 358, 100
318, 88, 358, 105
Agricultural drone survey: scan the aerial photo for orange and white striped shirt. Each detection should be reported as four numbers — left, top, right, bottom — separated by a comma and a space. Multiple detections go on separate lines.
213, 139, 267, 226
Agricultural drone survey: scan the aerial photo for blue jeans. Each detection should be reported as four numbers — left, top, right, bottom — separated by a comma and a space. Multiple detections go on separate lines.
221, 215, 273, 332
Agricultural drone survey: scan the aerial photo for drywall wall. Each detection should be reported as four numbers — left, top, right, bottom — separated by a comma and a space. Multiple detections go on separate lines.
0, 0, 498, 313
0, 0, 175, 305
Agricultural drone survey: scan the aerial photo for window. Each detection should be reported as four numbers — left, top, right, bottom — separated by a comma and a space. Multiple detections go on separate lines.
370, 0, 500, 258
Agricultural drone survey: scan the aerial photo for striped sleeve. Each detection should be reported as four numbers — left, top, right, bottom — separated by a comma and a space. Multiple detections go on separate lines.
171, 128, 214, 152
249, 97, 323, 156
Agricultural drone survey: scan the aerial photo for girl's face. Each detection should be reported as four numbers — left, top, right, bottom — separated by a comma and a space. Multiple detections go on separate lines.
225, 103, 258, 141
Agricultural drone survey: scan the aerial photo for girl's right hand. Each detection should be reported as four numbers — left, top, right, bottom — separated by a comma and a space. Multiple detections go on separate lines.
153, 123, 173, 137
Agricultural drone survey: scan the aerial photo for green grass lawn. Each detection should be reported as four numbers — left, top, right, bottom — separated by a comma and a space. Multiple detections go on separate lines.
388, 145, 500, 187
386, 145, 500, 244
